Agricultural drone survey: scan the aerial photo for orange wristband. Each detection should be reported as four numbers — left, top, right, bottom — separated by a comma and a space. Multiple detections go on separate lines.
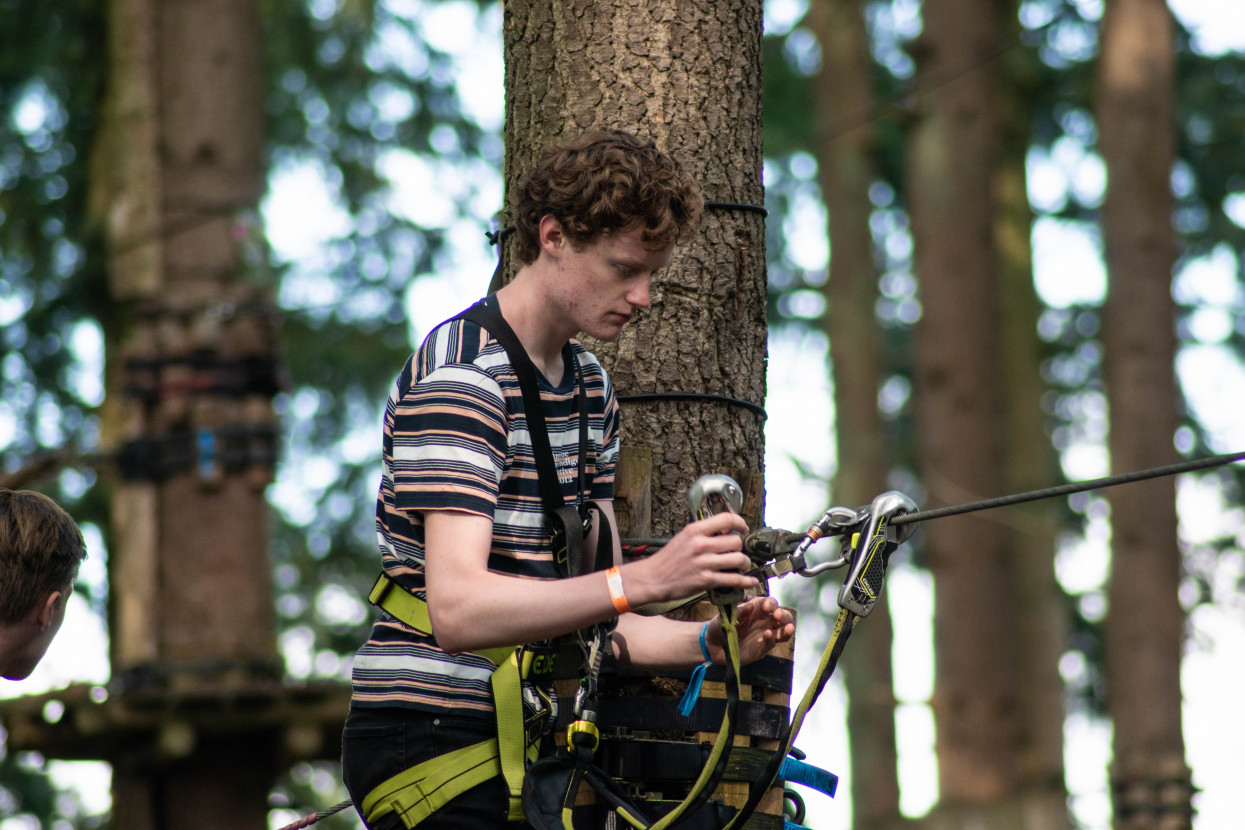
605, 565, 632, 614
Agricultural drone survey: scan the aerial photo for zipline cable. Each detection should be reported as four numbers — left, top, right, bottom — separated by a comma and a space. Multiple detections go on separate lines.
621, 450, 1245, 552
891, 450, 1245, 526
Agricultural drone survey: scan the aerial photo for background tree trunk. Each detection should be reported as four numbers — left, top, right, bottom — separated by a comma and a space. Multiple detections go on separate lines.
904, 0, 1026, 825
501, 0, 768, 535
994, 25, 1071, 826
96, 0, 280, 825
807, 0, 904, 827
1096, 1, 1192, 826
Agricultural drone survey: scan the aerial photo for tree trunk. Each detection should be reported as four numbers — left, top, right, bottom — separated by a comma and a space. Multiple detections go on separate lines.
1096, 1, 1192, 827
502, 0, 768, 535
807, 0, 903, 827
995, 86, 1072, 829
95, 0, 280, 825
502, 0, 774, 823
990, 16, 1072, 822
904, 0, 1026, 825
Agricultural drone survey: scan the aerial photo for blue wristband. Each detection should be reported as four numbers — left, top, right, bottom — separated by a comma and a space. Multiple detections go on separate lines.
679, 622, 714, 717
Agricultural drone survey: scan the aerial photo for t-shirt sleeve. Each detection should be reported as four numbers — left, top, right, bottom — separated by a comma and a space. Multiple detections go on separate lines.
390, 363, 509, 519
592, 374, 620, 501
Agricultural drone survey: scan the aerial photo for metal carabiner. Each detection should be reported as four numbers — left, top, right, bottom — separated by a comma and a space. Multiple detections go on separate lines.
793, 506, 866, 577
836, 490, 917, 618
688, 473, 744, 520
688, 473, 747, 606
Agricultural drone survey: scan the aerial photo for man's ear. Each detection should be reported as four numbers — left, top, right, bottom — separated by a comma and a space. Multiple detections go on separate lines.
36, 590, 64, 632
538, 215, 566, 258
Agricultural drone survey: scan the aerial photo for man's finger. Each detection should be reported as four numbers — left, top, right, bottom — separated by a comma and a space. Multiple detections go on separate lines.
696, 512, 748, 534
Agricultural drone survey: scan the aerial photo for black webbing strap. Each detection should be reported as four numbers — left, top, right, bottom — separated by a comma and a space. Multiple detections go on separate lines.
459, 297, 592, 577
593, 741, 780, 784
460, 298, 577, 514
608, 653, 795, 695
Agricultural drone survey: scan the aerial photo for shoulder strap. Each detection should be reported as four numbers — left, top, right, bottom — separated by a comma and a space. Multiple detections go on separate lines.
460, 299, 566, 515
459, 298, 593, 578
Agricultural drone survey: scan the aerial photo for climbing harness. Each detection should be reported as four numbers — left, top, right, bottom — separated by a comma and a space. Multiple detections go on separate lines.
522, 474, 751, 830
360, 574, 537, 827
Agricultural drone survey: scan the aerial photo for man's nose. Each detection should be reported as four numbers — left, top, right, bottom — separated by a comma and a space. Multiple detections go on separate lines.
628, 278, 651, 308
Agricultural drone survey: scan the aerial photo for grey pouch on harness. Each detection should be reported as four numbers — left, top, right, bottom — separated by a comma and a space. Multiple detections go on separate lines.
522, 744, 653, 830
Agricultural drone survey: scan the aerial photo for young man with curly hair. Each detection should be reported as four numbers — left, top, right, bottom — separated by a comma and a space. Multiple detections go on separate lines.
0, 490, 86, 681
343, 128, 793, 829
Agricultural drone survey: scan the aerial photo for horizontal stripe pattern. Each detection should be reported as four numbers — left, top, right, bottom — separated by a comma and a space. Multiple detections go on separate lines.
352, 309, 619, 714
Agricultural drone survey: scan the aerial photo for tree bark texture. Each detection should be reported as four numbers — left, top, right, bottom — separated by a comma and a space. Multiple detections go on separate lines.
502, 0, 768, 535
93, 0, 279, 825
808, 0, 903, 827
1096, 1, 1192, 827
904, 0, 1027, 822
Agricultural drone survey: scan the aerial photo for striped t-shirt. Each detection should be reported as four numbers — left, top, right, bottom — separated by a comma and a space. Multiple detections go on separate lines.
350, 307, 620, 715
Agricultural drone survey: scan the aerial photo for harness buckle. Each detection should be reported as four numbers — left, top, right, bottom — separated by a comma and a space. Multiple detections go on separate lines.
367, 572, 395, 607
566, 719, 600, 755
522, 679, 559, 743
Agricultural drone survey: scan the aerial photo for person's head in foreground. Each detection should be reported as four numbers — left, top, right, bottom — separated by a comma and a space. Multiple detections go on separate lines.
0, 490, 86, 680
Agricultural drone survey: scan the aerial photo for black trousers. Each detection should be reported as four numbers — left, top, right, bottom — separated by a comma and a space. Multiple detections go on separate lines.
342, 705, 520, 829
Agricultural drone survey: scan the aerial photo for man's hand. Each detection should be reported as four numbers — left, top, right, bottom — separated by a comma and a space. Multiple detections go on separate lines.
626, 512, 756, 607
705, 596, 795, 665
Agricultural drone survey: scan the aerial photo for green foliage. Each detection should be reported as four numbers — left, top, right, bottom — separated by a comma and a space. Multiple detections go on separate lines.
255, 0, 507, 673
0, 753, 107, 828
270, 761, 358, 830
762, 30, 813, 157
0, 0, 107, 478
1175, 48, 1245, 257
0, 0, 504, 819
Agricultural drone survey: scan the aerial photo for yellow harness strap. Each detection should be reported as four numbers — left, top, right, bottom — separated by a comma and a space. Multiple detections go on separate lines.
365, 573, 533, 826
494, 648, 539, 821
363, 738, 501, 827
367, 573, 514, 666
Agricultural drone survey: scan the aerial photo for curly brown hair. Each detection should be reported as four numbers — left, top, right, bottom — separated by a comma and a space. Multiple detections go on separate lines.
513, 128, 703, 265
0, 490, 85, 623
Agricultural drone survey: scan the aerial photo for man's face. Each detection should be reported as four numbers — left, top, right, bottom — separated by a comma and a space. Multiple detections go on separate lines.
1, 587, 70, 681
551, 225, 673, 342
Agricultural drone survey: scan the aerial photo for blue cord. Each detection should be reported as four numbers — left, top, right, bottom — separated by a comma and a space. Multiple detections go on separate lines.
678, 621, 713, 716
